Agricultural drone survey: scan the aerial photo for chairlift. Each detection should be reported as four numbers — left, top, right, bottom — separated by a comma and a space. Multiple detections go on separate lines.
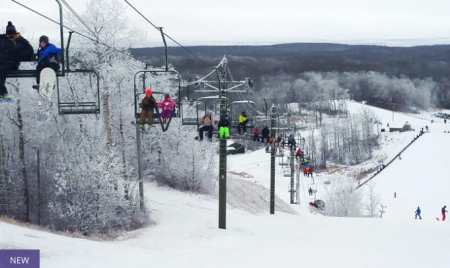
134, 69, 181, 132
7, 2, 100, 115
229, 100, 257, 135
308, 183, 317, 198
180, 99, 205, 126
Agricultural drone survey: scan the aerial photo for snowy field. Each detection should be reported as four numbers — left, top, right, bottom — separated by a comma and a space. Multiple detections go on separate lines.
1, 101, 450, 268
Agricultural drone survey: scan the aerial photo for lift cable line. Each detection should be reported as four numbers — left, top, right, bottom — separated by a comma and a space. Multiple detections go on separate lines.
61, 0, 97, 38
124, 0, 206, 64
12, 0, 147, 70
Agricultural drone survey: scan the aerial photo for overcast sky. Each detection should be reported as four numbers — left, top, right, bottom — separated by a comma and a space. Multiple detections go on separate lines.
1, 0, 450, 47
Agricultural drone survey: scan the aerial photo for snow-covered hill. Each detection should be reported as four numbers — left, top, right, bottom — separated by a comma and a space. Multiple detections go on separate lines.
1, 101, 450, 268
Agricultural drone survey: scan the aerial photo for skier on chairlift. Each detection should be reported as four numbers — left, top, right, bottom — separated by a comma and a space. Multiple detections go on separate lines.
238, 111, 248, 134
157, 93, 177, 124
32, 35, 61, 90
139, 89, 157, 130
218, 114, 230, 139
0, 21, 33, 99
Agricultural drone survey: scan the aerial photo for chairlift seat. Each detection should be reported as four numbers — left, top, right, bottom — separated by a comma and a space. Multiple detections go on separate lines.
59, 102, 99, 114
7, 54, 63, 78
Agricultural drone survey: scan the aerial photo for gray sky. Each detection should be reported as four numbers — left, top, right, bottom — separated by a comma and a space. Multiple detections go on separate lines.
2, 0, 450, 47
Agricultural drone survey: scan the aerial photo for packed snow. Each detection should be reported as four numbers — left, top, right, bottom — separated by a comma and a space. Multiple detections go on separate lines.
1, 100, 450, 268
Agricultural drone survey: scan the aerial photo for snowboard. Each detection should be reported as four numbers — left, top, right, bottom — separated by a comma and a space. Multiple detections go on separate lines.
436, 217, 440, 221
36, 68, 56, 122
0, 97, 14, 104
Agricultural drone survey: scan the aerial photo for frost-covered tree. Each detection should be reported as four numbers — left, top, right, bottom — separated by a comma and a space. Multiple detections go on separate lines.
323, 177, 363, 217
363, 181, 381, 218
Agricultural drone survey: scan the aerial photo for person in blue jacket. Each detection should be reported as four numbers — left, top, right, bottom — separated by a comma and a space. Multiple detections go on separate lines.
32, 35, 61, 90
415, 206, 421, 220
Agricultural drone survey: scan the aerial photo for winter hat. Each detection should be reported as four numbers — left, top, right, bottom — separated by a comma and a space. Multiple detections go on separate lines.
6, 21, 17, 35
39, 35, 49, 44
145, 89, 152, 95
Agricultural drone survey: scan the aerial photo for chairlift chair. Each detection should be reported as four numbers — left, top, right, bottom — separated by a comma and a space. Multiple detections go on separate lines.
6, 3, 100, 115
134, 69, 181, 132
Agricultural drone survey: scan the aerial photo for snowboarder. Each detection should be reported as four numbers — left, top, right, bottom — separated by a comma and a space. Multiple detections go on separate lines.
198, 112, 213, 141
139, 89, 157, 130
237, 111, 248, 134
218, 114, 230, 139
261, 125, 270, 144
415, 206, 421, 220
0, 21, 34, 98
442, 206, 447, 221
253, 127, 260, 142
32, 35, 61, 90
157, 94, 177, 124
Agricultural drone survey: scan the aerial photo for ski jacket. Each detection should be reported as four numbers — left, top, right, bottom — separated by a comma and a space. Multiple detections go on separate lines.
253, 128, 259, 135
296, 149, 303, 156
218, 118, 230, 128
239, 114, 248, 124
37, 43, 61, 65
416, 207, 421, 214
158, 97, 177, 111
202, 115, 213, 126
140, 95, 157, 110
443, 207, 447, 213
269, 136, 275, 143
261, 127, 270, 136
303, 168, 307, 173
0, 34, 33, 68
308, 167, 313, 173
288, 136, 296, 146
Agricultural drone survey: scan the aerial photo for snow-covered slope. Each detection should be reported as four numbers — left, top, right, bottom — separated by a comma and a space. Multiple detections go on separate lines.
2, 101, 450, 268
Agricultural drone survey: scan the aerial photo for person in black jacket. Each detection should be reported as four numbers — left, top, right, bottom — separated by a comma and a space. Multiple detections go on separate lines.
218, 114, 230, 139
287, 134, 296, 149
0, 21, 34, 98
442, 206, 447, 221
261, 125, 270, 144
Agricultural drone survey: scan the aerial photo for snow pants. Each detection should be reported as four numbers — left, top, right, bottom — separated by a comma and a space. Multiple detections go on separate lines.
443, 213, 446, 221
219, 127, 229, 138
0, 62, 17, 96
238, 122, 247, 134
199, 125, 213, 140
139, 109, 154, 125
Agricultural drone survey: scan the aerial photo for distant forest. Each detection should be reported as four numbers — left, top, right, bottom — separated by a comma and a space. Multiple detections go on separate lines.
130, 43, 450, 109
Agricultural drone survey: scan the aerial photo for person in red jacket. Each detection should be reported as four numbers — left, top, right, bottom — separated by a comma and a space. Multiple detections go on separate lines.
303, 167, 308, 177
253, 127, 260, 142
295, 148, 303, 163
308, 167, 313, 177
